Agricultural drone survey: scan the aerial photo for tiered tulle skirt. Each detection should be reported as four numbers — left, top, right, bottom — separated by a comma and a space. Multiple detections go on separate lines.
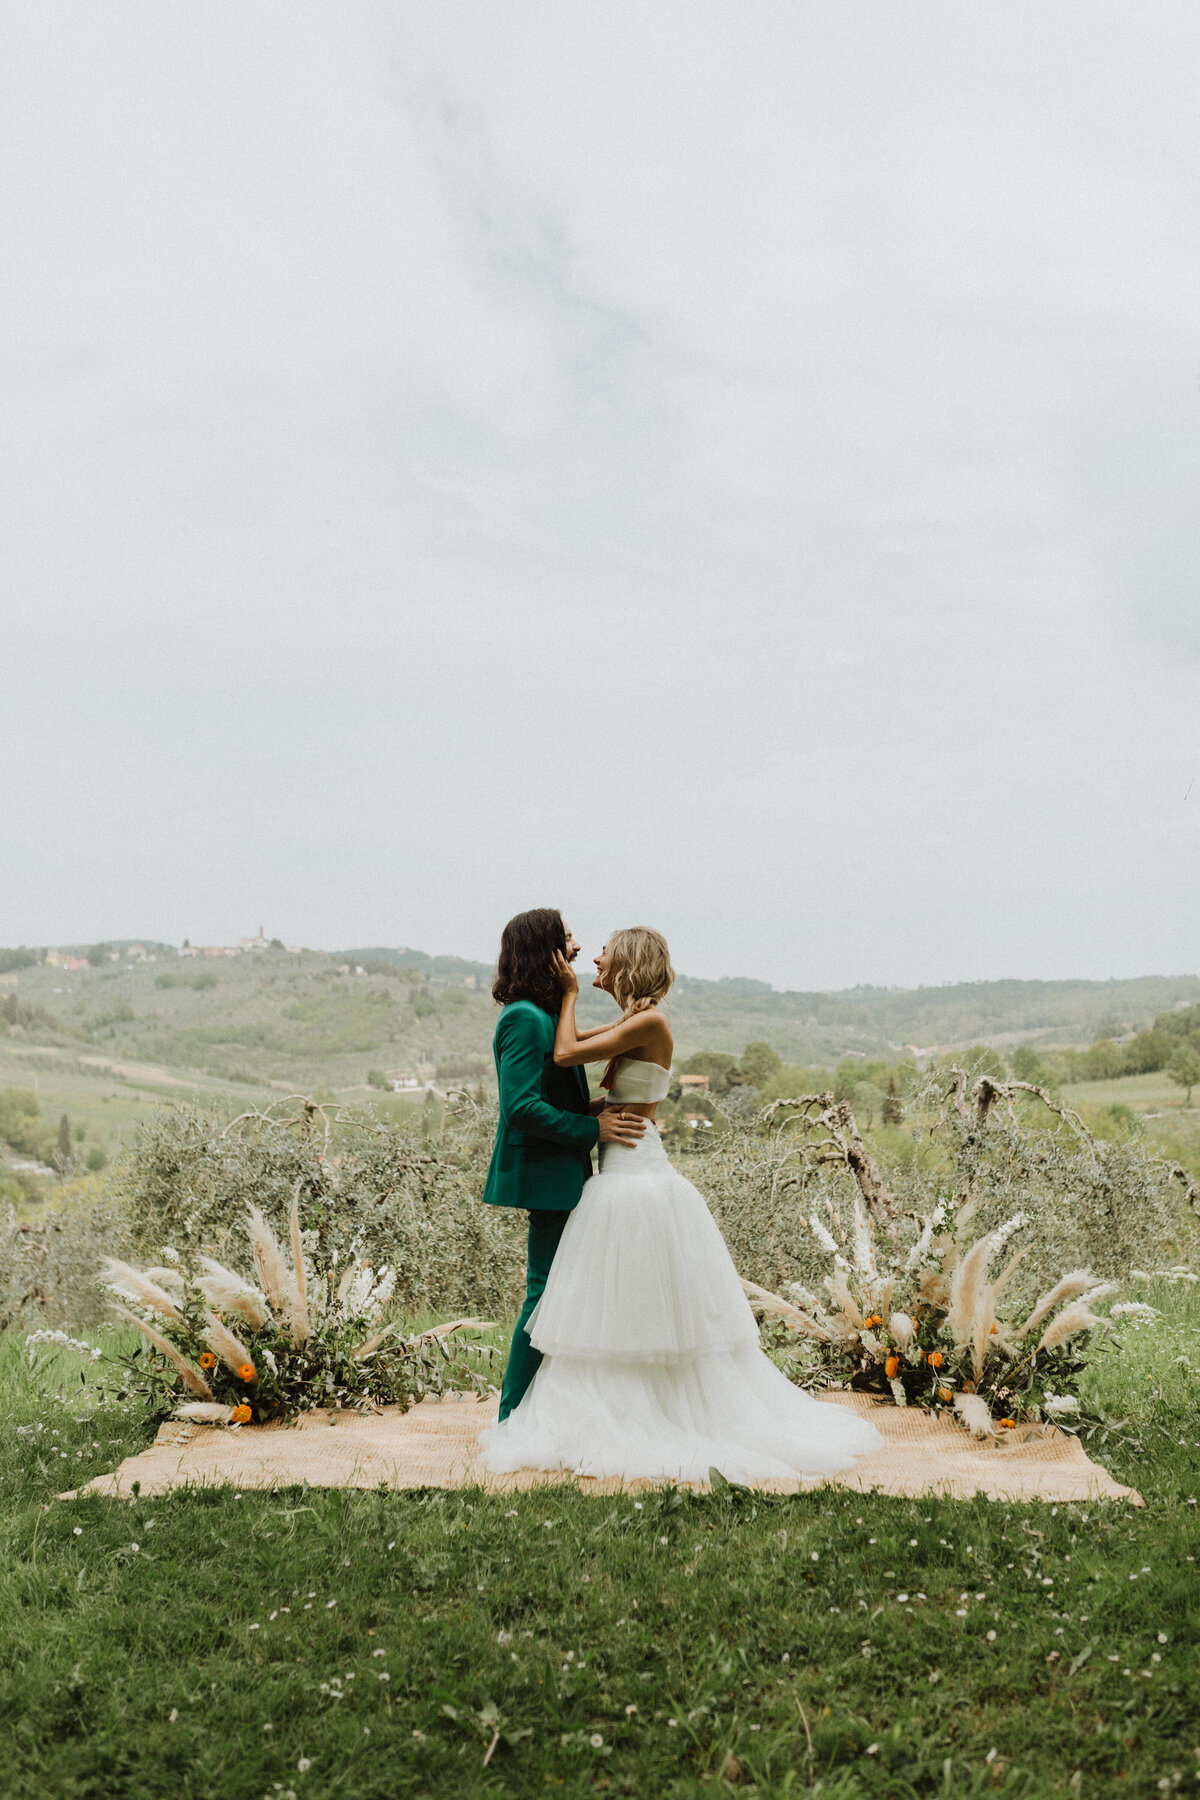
478, 1126, 882, 1484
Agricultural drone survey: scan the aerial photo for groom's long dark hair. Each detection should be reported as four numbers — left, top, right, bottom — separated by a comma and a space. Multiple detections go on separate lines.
492, 908, 567, 1016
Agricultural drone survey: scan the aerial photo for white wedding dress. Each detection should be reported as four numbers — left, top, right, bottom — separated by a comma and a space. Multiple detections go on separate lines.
479, 1058, 882, 1483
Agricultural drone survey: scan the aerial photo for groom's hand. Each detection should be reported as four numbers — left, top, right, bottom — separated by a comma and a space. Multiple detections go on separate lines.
597, 1108, 648, 1146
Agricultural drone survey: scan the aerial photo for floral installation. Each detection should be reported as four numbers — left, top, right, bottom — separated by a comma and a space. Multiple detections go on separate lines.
744, 1187, 1119, 1437
733, 1078, 1175, 1437
98, 1191, 497, 1424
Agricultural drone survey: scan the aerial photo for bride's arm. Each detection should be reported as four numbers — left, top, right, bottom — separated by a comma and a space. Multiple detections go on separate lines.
550, 952, 659, 1067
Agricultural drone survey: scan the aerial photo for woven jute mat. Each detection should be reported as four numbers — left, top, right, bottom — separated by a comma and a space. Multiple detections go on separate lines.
62, 1392, 1142, 1505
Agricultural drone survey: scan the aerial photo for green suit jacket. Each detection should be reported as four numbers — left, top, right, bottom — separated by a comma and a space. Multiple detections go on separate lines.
482, 1000, 599, 1213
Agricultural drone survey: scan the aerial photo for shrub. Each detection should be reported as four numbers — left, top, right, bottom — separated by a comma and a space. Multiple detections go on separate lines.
107, 1096, 526, 1319
0, 1089, 49, 1160
1, 1178, 132, 1329
691, 1072, 1199, 1305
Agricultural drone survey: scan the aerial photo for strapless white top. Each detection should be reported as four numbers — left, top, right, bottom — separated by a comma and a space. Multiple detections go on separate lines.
605, 1058, 671, 1104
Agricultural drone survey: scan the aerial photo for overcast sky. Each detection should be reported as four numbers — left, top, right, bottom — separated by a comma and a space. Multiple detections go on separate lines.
3, 2, 1198, 990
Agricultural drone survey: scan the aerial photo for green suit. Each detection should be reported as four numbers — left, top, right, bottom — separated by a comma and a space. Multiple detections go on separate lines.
483, 999, 599, 1417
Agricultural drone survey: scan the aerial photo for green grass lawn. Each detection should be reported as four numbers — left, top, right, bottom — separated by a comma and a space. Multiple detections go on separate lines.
1066, 1073, 1200, 1180
1069, 1074, 1189, 1112
2, 1284, 1199, 1800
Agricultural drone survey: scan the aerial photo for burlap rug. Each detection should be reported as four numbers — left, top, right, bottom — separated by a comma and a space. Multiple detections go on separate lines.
63, 1392, 1142, 1505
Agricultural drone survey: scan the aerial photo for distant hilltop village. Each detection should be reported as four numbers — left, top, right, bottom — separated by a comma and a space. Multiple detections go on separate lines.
29, 934, 485, 988
178, 927, 305, 959
40, 930, 307, 972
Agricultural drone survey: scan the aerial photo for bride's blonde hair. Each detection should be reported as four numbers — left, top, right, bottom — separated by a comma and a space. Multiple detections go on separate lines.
605, 927, 675, 1017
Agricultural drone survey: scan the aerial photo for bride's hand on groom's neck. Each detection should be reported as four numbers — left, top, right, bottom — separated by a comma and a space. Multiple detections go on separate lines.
552, 950, 579, 998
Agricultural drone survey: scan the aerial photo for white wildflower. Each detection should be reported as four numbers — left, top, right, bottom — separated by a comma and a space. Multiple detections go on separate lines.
1110, 1302, 1160, 1326
903, 1212, 937, 1273
809, 1216, 839, 1256
1042, 1393, 1080, 1418
990, 1212, 1026, 1253
367, 1266, 397, 1314
849, 1197, 875, 1277
25, 1329, 100, 1362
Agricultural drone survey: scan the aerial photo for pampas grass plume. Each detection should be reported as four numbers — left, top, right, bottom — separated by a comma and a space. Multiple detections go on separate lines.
246, 1206, 291, 1311
954, 1392, 997, 1438
143, 1265, 186, 1292
829, 1268, 865, 1330
173, 1402, 234, 1423
111, 1301, 213, 1398
202, 1311, 254, 1376
946, 1235, 994, 1346
101, 1258, 185, 1325
196, 1257, 270, 1331
969, 1283, 998, 1378
1019, 1270, 1099, 1340
1037, 1301, 1105, 1352
739, 1279, 836, 1342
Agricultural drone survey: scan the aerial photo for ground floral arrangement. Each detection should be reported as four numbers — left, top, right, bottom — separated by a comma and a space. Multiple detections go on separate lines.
96, 1191, 497, 1426
742, 1071, 1194, 1439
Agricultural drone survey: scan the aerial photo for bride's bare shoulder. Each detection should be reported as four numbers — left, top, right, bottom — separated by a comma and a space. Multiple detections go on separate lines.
630, 1008, 673, 1058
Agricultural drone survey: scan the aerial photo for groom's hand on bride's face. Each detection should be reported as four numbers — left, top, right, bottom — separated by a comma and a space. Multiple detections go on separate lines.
597, 1108, 647, 1146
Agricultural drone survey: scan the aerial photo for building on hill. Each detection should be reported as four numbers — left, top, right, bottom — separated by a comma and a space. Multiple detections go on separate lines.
678, 1073, 710, 1093
45, 950, 87, 971
238, 927, 271, 952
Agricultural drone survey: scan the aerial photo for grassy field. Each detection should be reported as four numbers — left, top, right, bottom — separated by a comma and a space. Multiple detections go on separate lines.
2, 1282, 1198, 1799
1069, 1074, 1200, 1176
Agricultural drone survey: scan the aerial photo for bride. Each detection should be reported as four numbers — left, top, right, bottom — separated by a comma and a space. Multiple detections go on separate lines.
479, 927, 882, 1484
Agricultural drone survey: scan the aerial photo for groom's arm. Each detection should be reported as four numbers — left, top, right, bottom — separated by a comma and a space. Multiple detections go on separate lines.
496, 1009, 600, 1151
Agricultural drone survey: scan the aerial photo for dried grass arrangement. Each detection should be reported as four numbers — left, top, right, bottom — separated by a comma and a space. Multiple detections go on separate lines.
99, 1193, 497, 1425
744, 1204, 1114, 1435
738, 1074, 1170, 1435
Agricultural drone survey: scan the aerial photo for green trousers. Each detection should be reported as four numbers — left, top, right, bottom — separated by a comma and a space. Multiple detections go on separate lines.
498, 1209, 571, 1421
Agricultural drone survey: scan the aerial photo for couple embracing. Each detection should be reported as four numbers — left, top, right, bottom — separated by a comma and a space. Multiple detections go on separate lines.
477, 908, 881, 1484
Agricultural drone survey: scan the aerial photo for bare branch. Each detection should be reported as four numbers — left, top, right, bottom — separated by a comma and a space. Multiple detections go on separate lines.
760, 1093, 900, 1231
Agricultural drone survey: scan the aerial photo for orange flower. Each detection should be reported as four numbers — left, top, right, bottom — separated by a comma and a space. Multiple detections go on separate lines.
989, 1323, 998, 1335
929, 1351, 944, 1368
998, 1417, 1015, 1429
884, 1355, 900, 1378
961, 1381, 976, 1393
199, 1352, 215, 1369
237, 1362, 256, 1383
937, 1386, 953, 1404
865, 1314, 882, 1329
230, 1403, 252, 1425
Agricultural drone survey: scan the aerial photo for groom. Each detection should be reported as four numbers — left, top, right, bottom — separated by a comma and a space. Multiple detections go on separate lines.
483, 908, 645, 1419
